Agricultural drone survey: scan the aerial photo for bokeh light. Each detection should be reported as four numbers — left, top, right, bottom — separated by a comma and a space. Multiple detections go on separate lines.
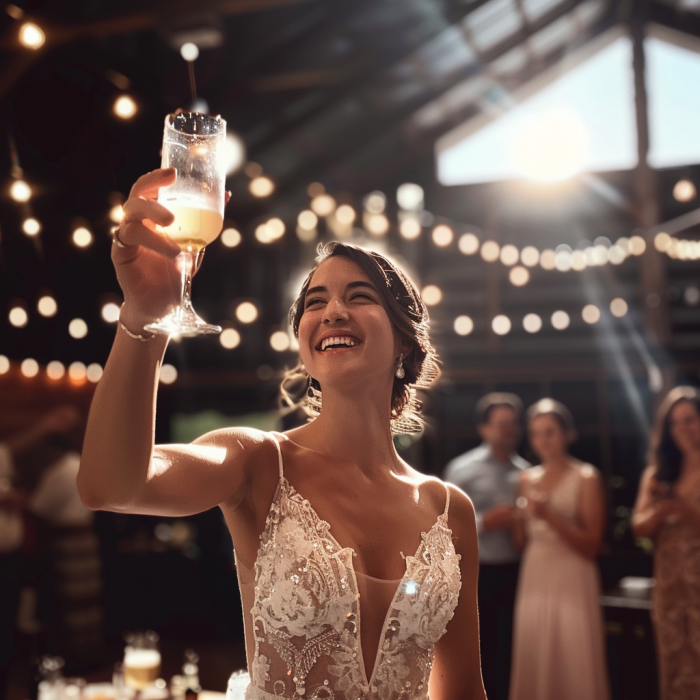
46, 361, 65, 380
21, 358, 39, 378
69, 362, 87, 382
87, 363, 103, 383
421, 285, 442, 306
520, 246, 540, 267
236, 302, 258, 323
432, 225, 454, 247
22, 218, 41, 236
540, 249, 556, 270
10, 180, 31, 202
38, 295, 57, 317
0, 356, 9, 374
180, 42, 199, 61
311, 194, 336, 217
458, 233, 479, 255
220, 328, 241, 349
396, 183, 424, 211
109, 204, 124, 223
509, 266, 530, 286
454, 315, 474, 336
9, 306, 28, 328
335, 204, 356, 226
480, 241, 500, 262
492, 315, 511, 336
365, 213, 389, 235
399, 217, 421, 240
610, 298, 628, 317
221, 228, 242, 247
68, 318, 88, 339
298, 210, 318, 230
113, 95, 137, 120
364, 192, 386, 214
159, 364, 178, 384
629, 235, 646, 255
551, 310, 570, 330
500, 244, 519, 266
249, 176, 274, 198
673, 179, 696, 203
19, 22, 44, 49
270, 331, 291, 352
101, 302, 120, 323
223, 134, 246, 176
582, 304, 601, 324
72, 227, 93, 248
523, 313, 542, 333
654, 232, 671, 252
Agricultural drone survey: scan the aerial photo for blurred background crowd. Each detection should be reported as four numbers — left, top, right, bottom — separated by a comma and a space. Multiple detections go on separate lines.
2, 0, 700, 698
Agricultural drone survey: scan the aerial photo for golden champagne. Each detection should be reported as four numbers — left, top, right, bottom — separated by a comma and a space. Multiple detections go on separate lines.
123, 649, 161, 690
159, 204, 224, 253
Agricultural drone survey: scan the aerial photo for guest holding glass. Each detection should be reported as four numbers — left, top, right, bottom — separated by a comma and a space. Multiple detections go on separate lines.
632, 386, 700, 700
509, 398, 610, 700
444, 392, 530, 700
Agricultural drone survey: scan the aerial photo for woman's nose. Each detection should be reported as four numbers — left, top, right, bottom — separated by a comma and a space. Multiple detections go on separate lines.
323, 297, 349, 324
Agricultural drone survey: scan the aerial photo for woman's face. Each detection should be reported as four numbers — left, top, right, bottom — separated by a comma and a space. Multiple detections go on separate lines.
528, 414, 570, 462
668, 400, 700, 455
297, 256, 399, 393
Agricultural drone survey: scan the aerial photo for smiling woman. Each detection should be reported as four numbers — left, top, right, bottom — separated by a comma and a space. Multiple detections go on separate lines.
78, 171, 484, 700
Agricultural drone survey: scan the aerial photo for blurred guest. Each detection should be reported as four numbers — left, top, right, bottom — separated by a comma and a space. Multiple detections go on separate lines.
510, 398, 609, 700
0, 407, 78, 699
632, 386, 700, 700
444, 392, 530, 700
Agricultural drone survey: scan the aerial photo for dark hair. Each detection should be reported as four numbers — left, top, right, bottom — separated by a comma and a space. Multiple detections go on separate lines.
526, 398, 577, 441
653, 386, 700, 483
475, 392, 523, 425
281, 241, 439, 434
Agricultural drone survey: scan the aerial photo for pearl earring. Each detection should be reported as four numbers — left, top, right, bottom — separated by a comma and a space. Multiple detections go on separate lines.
395, 354, 405, 379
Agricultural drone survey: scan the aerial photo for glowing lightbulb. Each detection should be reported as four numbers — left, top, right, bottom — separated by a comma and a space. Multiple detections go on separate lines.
236, 302, 258, 324
10, 180, 31, 202
220, 328, 241, 349
249, 177, 274, 198
114, 95, 137, 119
453, 316, 474, 336
19, 22, 44, 49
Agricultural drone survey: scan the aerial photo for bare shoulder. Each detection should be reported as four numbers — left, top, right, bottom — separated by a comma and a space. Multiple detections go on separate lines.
576, 462, 603, 485
521, 465, 543, 482
192, 426, 280, 471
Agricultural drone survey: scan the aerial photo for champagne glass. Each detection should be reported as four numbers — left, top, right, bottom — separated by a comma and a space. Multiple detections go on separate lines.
123, 631, 161, 691
144, 111, 227, 336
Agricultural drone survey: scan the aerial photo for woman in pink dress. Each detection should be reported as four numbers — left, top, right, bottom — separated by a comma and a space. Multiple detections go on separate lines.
509, 398, 610, 700
633, 386, 700, 700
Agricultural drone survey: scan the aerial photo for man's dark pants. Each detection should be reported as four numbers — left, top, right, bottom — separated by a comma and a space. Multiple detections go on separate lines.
478, 561, 520, 700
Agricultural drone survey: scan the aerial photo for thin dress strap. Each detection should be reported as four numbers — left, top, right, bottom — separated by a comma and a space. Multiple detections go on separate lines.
270, 433, 284, 478
443, 482, 451, 517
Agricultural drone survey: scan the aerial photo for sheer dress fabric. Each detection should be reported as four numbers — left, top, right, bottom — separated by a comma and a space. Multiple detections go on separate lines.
236, 435, 462, 700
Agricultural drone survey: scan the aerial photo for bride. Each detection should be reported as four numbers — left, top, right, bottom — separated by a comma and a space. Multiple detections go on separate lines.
78, 169, 484, 699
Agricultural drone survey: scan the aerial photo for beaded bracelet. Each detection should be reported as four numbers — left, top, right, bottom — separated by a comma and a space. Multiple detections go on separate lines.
118, 304, 156, 342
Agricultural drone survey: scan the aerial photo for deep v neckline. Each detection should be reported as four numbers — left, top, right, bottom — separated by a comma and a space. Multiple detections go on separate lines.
273, 474, 449, 689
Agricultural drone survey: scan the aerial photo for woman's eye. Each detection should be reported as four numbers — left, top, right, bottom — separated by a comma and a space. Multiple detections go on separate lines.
305, 298, 323, 308
351, 293, 373, 301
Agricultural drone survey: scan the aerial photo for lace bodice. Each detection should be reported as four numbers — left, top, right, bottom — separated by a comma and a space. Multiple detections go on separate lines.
523, 464, 587, 543
239, 435, 462, 700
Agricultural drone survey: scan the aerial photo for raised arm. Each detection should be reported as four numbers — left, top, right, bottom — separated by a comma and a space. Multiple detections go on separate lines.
430, 486, 486, 700
78, 170, 258, 517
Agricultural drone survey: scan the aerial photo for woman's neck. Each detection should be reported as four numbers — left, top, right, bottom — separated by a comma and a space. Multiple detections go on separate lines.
540, 454, 571, 472
680, 449, 700, 475
295, 385, 400, 472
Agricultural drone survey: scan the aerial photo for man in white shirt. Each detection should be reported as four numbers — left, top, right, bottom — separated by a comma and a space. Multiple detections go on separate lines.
444, 393, 530, 700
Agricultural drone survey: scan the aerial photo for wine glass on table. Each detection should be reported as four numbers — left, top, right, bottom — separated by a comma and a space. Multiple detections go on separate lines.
144, 111, 227, 336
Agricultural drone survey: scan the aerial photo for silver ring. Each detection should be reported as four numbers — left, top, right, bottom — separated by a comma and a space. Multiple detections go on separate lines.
112, 227, 127, 248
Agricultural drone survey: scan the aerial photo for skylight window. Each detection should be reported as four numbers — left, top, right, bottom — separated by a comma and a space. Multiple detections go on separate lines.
464, 0, 523, 53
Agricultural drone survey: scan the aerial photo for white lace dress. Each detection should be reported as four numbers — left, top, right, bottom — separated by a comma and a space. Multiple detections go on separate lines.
235, 435, 462, 700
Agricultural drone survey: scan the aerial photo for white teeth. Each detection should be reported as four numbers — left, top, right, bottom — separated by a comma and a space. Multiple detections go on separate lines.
321, 336, 357, 350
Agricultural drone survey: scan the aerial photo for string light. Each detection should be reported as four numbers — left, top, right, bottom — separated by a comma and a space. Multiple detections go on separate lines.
68, 318, 88, 339
249, 176, 274, 198
10, 180, 31, 202
523, 313, 542, 333
109, 204, 124, 223
458, 233, 479, 255
220, 328, 241, 349
221, 228, 242, 247
72, 227, 93, 248
255, 224, 273, 244
364, 192, 386, 214
540, 250, 556, 270
19, 22, 44, 49
454, 315, 474, 336
399, 217, 421, 240
551, 310, 570, 330
492, 315, 511, 336
298, 210, 318, 230
307, 182, 325, 197
159, 364, 177, 384
46, 361, 65, 380
509, 266, 530, 286
0, 356, 8, 374
9, 306, 28, 328
180, 42, 199, 61
68, 362, 87, 382
37, 295, 57, 317
335, 204, 356, 226
223, 134, 246, 176
101, 302, 120, 323
22, 218, 41, 236
610, 298, 628, 318
421, 285, 442, 306
365, 213, 389, 236
86, 363, 103, 383
629, 235, 646, 255
521, 246, 540, 267
113, 95, 137, 120
432, 225, 453, 247
236, 302, 258, 324
396, 183, 424, 211
673, 179, 696, 203
571, 250, 587, 271
654, 232, 671, 252
311, 194, 336, 217
480, 241, 500, 262
266, 218, 285, 240
270, 331, 291, 352
500, 244, 519, 266
582, 304, 601, 324
21, 358, 39, 378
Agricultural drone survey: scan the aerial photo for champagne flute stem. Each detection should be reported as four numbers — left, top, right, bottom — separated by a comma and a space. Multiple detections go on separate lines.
178, 251, 195, 312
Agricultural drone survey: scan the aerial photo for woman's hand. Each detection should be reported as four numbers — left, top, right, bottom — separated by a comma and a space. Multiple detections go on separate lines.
112, 169, 182, 332
524, 489, 549, 520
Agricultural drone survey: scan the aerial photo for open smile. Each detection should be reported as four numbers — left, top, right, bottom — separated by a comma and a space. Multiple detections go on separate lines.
315, 335, 361, 352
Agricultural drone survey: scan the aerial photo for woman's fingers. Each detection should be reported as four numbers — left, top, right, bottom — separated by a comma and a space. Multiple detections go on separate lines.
123, 197, 175, 227
116, 219, 181, 257
129, 168, 176, 200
